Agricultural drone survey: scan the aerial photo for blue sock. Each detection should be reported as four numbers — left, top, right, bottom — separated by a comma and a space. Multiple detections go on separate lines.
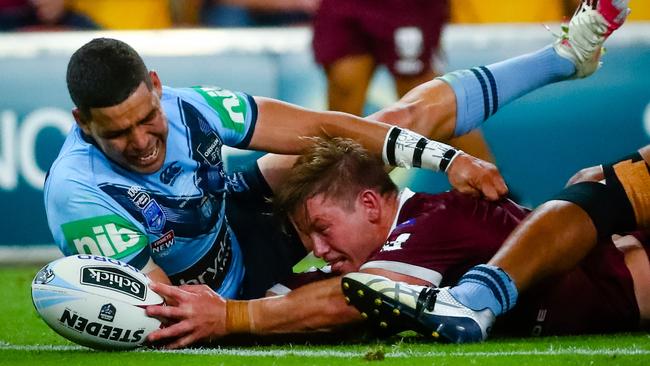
439, 45, 576, 136
448, 264, 518, 316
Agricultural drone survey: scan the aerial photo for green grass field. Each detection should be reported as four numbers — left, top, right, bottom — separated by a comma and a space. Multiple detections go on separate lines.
2, 265, 649, 366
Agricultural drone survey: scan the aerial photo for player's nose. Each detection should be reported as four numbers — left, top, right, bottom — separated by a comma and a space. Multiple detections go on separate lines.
311, 237, 330, 258
129, 126, 150, 151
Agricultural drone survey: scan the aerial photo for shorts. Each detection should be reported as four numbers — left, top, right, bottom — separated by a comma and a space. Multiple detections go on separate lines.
312, 0, 449, 77
495, 238, 642, 336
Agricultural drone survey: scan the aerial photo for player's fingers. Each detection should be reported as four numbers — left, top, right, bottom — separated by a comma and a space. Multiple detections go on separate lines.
455, 184, 481, 198
147, 320, 192, 342
150, 282, 189, 302
179, 284, 213, 295
145, 303, 186, 320
165, 333, 201, 349
479, 183, 499, 201
484, 176, 508, 201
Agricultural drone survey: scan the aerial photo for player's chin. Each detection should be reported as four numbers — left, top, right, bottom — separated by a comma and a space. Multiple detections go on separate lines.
127, 153, 165, 174
333, 261, 356, 275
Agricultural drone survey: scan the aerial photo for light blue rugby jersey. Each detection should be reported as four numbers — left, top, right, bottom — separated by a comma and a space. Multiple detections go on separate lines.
44, 86, 258, 299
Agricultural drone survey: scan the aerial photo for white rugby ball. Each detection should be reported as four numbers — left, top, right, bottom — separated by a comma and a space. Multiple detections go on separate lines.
31, 255, 164, 350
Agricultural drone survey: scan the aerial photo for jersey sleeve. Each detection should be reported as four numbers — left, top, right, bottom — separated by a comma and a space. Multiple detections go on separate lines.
44, 161, 151, 270
182, 86, 258, 148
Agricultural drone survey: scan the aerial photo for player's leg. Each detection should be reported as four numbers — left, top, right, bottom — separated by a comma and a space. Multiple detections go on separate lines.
373, 0, 629, 142
325, 55, 376, 115
312, 0, 376, 116
394, 66, 497, 163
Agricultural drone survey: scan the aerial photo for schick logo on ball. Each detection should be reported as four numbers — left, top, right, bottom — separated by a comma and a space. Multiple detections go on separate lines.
81, 266, 146, 300
61, 215, 147, 259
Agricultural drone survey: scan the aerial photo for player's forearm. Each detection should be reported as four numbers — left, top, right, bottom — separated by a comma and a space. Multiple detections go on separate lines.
227, 277, 361, 334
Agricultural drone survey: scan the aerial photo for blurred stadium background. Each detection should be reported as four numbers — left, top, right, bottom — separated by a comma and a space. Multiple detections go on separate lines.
0, 0, 649, 266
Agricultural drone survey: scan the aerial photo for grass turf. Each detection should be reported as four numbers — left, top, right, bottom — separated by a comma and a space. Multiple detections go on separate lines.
2, 265, 649, 366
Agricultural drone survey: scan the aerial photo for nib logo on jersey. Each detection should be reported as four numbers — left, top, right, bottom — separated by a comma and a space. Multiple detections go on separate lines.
62, 215, 148, 259
81, 265, 146, 301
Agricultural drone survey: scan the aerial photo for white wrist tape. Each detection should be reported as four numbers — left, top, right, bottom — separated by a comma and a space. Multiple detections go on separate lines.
382, 127, 459, 172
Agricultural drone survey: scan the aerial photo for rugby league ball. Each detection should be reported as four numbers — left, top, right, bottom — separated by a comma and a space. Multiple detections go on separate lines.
31, 255, 164, 350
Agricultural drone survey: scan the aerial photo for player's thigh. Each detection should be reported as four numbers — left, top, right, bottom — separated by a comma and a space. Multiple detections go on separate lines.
393, 69, 437, 98
325, 54, 376, 115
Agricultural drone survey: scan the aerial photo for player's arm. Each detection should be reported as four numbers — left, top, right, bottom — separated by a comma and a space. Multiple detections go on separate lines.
249, 97, 507, 200
366, 78, 458, 141
145, 276, 359, 348
142, 258, 172, 285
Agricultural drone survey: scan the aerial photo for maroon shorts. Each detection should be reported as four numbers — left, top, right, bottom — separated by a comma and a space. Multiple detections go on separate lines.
495, 239, 642, 337
312, 0, 449, 77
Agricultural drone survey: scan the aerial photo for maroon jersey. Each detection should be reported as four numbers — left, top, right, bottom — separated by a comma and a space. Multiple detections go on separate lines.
365, 190, 641, 336
361, 189, 529, 286
277, 189, 642, 336
312, 0, 449, 76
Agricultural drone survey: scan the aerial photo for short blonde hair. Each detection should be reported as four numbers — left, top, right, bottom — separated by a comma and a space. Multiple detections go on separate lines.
273, 137, 397, 223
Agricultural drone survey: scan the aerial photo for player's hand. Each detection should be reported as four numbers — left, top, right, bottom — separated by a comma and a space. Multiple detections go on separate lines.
566, 165, 604, 186
445, 151, 508, 201
145, 282, 227, 349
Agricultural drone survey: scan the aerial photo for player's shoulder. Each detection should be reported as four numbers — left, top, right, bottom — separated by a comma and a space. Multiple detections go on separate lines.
44, 127, 117, 209
46, 127, 96, 191
162, 85, 250, 107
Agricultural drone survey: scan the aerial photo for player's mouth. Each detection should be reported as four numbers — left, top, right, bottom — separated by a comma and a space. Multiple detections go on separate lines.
138, 144, 159, 164
330, 259, 346, 273
131, 141, 161, 168
128, 139, 164, 174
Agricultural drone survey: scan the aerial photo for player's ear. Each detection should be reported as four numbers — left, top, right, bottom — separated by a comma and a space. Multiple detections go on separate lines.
359, 190, 381, 222
72, 108, 91, 135
149, 70, 162, 97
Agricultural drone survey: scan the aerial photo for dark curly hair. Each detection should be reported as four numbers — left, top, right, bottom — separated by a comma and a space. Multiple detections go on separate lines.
66, 38, 152, 119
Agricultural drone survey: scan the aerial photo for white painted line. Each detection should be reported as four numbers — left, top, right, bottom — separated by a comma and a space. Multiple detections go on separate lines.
1, 342, 649, 357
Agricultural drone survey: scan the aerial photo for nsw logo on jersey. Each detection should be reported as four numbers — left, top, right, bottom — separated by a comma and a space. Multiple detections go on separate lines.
192, 86, 246, 134
127, 185, 167, 233
61, 215, 147, 259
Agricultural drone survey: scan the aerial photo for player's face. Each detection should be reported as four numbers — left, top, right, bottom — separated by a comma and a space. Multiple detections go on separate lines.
293, 193, 384, 274
77, 76, 168, 174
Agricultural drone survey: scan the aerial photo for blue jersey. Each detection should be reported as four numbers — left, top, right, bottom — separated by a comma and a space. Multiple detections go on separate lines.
44, 86, 258, 299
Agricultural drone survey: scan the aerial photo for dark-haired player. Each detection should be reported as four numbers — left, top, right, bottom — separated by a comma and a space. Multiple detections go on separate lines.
45, 36, 503, 302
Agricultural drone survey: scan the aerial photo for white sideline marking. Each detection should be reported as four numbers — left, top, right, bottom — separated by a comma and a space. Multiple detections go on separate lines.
1, 342, 649, 357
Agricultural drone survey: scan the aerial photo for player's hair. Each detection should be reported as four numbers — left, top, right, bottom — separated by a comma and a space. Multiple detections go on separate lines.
274, 137, 397, 225
66, 38, 152, 120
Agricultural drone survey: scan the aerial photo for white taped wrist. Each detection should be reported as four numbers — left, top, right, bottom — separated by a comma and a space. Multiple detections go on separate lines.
382, 127, 459, 172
